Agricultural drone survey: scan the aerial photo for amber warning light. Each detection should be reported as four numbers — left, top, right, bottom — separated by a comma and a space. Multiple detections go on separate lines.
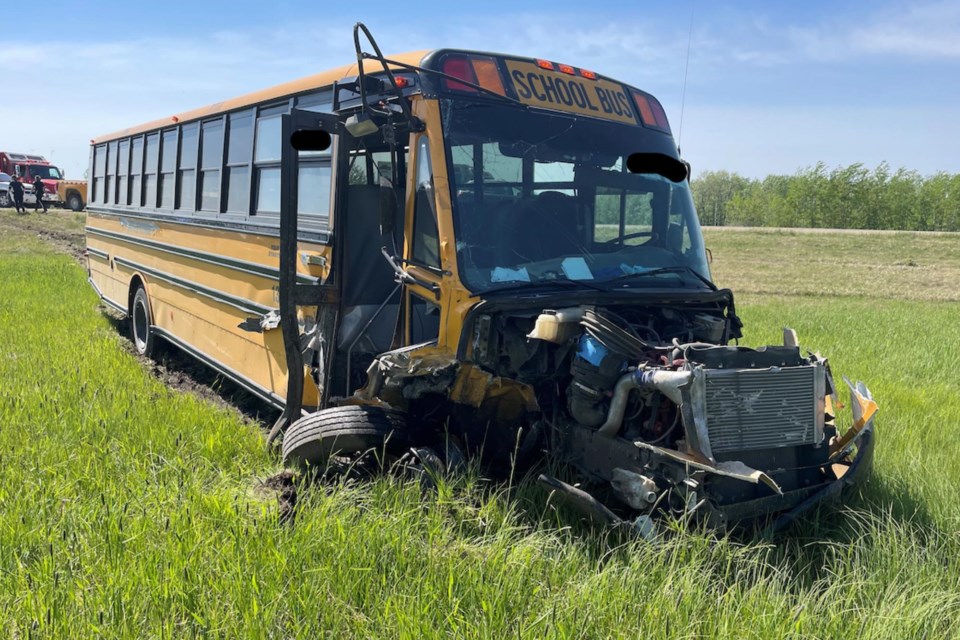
441, 55, 506, 96
632, 91, 671, 132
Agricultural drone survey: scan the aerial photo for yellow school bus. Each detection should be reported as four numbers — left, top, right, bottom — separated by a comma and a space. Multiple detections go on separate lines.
86, 25, 875, 531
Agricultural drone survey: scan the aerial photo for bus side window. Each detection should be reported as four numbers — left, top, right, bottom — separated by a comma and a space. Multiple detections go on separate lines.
411, 137, 440, 268
225, 110, 254, 215
92, 149, 105, 204
295, 98, 334, 229
298, 164, 332, 228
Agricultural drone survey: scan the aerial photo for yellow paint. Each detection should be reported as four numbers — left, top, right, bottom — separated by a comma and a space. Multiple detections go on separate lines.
504, 60, 637, 125
86, 213, 327, 405
450, 364, 539, 416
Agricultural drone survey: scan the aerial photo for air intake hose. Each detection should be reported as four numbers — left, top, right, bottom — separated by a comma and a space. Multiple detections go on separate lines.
597, 369, 692, 437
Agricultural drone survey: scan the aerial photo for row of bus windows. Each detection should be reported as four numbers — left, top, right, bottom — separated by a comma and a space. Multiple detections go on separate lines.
90, 97, 333, 226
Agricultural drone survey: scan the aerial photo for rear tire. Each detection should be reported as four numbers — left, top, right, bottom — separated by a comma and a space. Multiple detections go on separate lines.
131, 286, 159, 358
0, 192, 10, 208
282, 405, 414, 472
67, 192, 84, 211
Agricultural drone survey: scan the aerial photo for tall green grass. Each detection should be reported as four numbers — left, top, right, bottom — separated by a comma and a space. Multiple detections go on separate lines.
1, 211, 959, 637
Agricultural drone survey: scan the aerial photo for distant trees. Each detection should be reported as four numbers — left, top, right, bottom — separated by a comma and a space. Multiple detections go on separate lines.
690, 163, 960, 231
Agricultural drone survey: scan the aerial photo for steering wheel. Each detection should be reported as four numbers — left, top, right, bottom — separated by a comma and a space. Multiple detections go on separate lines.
605, 231, 657, 244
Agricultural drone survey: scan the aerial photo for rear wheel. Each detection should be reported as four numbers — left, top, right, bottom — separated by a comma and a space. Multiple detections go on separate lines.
282, 405, 415, 473
131, 286, 159, 358
0, 192, 10, 208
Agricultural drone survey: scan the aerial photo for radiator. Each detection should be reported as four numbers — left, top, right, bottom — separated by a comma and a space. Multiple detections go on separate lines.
701, 365, 826, 455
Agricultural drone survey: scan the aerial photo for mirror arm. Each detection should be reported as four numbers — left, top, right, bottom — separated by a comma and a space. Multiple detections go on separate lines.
353, 22, 424, 132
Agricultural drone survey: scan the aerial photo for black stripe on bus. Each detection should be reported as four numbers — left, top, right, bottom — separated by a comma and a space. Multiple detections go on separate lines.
85, 226, 320, 285
86, 207, 332, 245
151, 325, 286, 409
112, 256, 274, 316
86, 246, 110, 261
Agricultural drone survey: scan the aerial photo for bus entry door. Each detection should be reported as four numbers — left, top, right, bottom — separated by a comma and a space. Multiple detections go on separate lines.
268, 108, 342, 443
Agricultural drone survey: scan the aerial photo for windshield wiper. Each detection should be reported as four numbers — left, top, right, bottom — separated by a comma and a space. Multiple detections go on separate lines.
475, 277, 607, 297
598, 266, 717, 291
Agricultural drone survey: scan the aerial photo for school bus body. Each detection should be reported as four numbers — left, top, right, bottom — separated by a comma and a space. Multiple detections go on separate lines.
86, 44, 875, 532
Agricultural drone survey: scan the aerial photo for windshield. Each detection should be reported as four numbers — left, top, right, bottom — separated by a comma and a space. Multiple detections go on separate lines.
441, 100, 710, 293
26, 165, 62, 180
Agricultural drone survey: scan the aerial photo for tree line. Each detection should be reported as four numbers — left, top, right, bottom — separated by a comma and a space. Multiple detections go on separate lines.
690, 163, 960, 232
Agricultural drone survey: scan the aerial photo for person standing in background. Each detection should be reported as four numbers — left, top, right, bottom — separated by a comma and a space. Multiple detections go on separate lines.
10, 177, 26, 214
33, 175, 48, 213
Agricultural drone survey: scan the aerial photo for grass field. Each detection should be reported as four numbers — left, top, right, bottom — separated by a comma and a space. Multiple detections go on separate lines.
1, 208, 959, 638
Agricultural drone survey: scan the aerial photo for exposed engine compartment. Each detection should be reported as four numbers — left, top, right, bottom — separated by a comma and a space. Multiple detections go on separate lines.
358, 297, 875, 530
457, 301, 842, 526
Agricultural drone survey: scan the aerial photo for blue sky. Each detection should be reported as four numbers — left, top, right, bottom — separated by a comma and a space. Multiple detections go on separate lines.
2, 0, 957, 180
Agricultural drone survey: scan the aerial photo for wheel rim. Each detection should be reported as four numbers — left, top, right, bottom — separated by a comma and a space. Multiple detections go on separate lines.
133, 297, 149, 353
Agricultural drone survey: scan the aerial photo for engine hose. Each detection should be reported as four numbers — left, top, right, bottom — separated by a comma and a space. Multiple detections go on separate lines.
581, 309, 648, 358
597, 369, 691, 437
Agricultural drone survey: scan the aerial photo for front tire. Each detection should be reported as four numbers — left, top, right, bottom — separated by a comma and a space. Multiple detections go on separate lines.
282, 405, 414, 472
131, 286, 159, 358
67, 192, 84, 211
0, 192, 10, 208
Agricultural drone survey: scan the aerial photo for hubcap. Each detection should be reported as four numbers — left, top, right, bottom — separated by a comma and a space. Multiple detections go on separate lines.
134, 298, 148, 352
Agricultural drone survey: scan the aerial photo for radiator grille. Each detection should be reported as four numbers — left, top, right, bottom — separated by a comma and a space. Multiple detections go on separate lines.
703, 365, 824, 454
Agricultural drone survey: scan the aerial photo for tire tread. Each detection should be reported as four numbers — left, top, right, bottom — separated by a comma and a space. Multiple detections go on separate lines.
281, 405, 413, 469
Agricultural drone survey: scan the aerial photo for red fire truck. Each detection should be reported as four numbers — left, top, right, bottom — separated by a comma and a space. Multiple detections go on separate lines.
0, 152, 63, 206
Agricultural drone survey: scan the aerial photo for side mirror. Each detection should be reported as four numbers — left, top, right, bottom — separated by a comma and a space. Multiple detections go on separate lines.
290, 129, 332, 152
14, 165, 21, 177
287, 110, 345, 150
626, 153, 688, 183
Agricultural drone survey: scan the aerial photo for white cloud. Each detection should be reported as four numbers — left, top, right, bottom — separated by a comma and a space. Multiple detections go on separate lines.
774, 1, 960, 62
849, 1, 960, 58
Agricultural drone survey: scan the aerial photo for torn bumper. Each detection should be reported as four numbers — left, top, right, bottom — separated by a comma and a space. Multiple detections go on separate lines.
559, 377, 877, 532
764, 419, 875, 533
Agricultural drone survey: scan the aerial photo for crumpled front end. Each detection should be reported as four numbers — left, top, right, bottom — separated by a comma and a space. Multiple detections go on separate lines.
548, 320, 878, 532
514, 304, 878, 532
353, 301, 877, 533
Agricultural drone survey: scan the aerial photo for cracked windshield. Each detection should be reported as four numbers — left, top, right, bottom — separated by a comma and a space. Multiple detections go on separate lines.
442, 100, 710, 292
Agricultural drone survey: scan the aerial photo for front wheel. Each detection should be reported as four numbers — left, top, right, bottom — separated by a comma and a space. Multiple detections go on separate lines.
282, 405, 415, 472
67, 193, 84, 211
0, 192, 10, 208
131, 286, 159, 358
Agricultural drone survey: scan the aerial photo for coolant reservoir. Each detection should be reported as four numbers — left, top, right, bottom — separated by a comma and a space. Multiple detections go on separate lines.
527, 306, 588, 344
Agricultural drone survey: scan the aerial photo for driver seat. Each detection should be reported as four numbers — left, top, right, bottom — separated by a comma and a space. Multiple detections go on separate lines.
525, 191, 582, 261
